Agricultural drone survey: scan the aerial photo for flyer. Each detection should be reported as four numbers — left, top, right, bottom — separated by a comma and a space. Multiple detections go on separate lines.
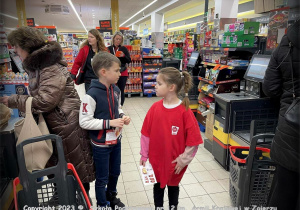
139, 163, 157, 186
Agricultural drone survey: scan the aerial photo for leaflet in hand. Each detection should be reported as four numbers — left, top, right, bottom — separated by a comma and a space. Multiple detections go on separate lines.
140, 163, 157, 186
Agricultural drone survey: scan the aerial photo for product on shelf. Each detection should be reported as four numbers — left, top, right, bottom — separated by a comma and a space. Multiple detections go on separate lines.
142, 56, 162, 95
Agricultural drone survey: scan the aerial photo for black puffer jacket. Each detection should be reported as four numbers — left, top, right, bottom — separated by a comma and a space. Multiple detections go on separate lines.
263, 20, 300, 172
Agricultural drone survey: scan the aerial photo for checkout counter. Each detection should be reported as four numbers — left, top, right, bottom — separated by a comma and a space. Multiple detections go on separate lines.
0, 117, 21, 210
212, 55, 279, 170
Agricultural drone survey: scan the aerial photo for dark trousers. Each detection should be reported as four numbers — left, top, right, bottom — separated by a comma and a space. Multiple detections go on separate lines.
117, 76, 127, 106
268, 164, 300, 209
154, 183, 179, 210
92, 141, 121, 207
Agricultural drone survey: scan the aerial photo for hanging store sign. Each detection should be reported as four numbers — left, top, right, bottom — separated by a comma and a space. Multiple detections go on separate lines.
99, 20, 112, 33
27, 18, 35, 27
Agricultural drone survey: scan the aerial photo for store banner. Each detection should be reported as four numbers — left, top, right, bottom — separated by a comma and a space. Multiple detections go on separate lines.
99, 20, 112, 33
27, 18, 35, 27
143, 28, 149, 36
266, 7, 289, 51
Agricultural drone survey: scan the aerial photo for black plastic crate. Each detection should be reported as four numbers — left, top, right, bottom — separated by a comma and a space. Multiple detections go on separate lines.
229, 134, 276, 208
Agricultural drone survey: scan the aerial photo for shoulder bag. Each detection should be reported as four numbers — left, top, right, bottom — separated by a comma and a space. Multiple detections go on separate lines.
284, 43, 300, 128
14, 97, 53, 172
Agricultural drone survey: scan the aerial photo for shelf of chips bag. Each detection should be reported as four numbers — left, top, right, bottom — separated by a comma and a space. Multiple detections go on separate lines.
143, 56, 163, 59
128, 66, 142, 73
143, 68, 160, 73
127, 78, 142, 84
198, 100, 210, 108
201, 62, 249, 70
198, 77, 240, 85
198, 88, 214, 98
144, 63, 162, 67
143, 74, 158, 81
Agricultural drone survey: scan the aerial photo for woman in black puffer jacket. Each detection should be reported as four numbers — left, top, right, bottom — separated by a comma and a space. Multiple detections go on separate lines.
263, 20, 300, 209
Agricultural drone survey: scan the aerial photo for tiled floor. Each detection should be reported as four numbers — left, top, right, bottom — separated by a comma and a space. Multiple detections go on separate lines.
88, 96, 233, 209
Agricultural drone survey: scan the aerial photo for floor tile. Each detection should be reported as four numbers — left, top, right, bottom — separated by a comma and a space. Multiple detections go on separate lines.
122, 171, 141, 182
202, 161, 223, 171
178, 185, 189, 199
121, 162, 139, 173
123, 180, 145, 193
126, 191, 149, 206
126, 132, 139, 138
188, 162, 207, 173
196, 153, 215, 162
178, 197, 195, 210
201, 180, 226, 194
217, 179, 230, 192
121, 148, 133, 156
181, 173, 198, 185
193, 171, 216, 183
117, 182, 126, 195
117, 194, 128, 207
209, 192, 233, 207
190, 194, 216, 208
121, 154, 135, 163
209, 169, 229, 180
182, 183, 207, 197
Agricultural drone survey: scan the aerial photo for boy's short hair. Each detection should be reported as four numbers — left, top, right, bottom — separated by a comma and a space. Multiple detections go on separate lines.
92, 51, 121, 77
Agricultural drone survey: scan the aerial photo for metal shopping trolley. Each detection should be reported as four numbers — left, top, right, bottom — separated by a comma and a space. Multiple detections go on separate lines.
13, 134, 91, 210
229, 132, 276, 209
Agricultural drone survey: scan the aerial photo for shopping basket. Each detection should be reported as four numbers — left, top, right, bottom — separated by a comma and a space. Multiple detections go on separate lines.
13, 134, 91, 210
229, 133, 276, 209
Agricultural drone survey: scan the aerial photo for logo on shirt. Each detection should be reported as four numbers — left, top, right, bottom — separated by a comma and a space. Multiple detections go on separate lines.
172, 126, 179, 135
82, 103, 88, 114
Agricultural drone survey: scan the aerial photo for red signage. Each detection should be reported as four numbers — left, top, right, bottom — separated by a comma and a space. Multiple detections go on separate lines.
27, 18, 35, 27
99, 20, 112, 33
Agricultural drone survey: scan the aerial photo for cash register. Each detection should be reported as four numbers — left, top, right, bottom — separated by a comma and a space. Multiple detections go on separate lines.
212, 54, 279, 169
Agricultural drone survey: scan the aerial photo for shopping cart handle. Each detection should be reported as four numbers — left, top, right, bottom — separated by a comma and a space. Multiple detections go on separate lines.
229, 146, 248, 164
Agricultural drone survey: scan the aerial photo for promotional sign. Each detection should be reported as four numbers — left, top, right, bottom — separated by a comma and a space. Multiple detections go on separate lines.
27, 18, 35, 27
99, 20, 112, 33
266, 7, 289, 50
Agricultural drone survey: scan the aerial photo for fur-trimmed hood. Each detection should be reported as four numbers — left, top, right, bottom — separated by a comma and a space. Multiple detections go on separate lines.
23, 41, 67, 72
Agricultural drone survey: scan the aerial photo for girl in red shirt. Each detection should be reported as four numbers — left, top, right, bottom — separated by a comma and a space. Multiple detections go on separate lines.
140, 67, 203, 209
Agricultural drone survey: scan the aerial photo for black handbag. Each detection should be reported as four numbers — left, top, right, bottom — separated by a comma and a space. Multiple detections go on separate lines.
284, 43, 300, 128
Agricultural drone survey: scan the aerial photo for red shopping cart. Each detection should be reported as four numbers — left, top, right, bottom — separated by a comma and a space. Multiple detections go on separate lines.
13, 134, 91, 210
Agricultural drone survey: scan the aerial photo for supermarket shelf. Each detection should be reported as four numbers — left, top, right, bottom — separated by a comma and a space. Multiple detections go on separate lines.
143, 56, 163, 58
0, 58, 11, 63
198, 89, 214, 98
198, 77, 240, 85
143, 69, 159, 73
128, 71, 142, 73
144, 63, 162, 67
200, 46, 259, 53
201, 62, 248, 70
198, 100, 210, 108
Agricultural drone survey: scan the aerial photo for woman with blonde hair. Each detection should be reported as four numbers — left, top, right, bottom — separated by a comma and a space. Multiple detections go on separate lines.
108, 32, 131, 106
71, 29, 107, 91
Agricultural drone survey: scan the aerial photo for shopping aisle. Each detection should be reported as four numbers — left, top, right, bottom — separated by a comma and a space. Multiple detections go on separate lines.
89, 97, 232, 209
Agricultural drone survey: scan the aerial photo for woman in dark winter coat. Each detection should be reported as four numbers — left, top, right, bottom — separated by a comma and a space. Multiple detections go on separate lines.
0, 27, 95, 195
108, 32, 131, 106
263, 20, 300, 209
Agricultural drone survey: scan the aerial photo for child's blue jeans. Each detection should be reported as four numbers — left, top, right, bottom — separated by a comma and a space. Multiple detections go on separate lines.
92, 140, 121, 207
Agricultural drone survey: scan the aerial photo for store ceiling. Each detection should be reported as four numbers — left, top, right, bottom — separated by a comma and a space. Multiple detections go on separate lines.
1, 0, 197, 33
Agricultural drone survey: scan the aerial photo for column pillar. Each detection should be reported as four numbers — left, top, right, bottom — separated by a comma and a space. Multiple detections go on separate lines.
111, 0, 119, 34
16, 0, 27, 26
214, 0, 239, 30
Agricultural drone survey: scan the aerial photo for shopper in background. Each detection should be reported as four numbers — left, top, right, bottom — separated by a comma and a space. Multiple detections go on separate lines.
71, 29, 107, 91
108, 32, 131, 107
263, 20, 300, 209
0, 26, 95, 196
140, 67, 203, 209
79, 51, 131, 208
